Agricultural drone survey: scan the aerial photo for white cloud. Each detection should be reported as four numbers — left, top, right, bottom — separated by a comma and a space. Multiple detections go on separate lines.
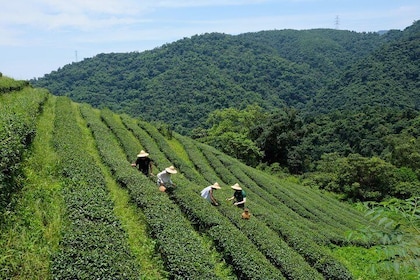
0, 0, 269, 31
152, 0, 269, 8
0, 0, 151, 31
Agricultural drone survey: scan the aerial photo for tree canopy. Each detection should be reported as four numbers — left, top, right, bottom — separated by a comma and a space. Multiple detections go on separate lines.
30, 21, 420, 201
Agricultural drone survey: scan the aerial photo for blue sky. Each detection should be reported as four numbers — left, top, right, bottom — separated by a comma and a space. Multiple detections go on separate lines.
0, 0, 418, 80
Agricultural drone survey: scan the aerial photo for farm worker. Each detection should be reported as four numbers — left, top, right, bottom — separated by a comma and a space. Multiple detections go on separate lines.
227, 183, 246, 209
200, 182, 221, 206
156, 165, 177, 192
131, 150, 154, 177
241, 208, 251, 220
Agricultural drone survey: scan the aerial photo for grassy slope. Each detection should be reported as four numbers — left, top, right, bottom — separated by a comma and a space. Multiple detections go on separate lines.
2, 81, 415, 279
0, 95, 62, 279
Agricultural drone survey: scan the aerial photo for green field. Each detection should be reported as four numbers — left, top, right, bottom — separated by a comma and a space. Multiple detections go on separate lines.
1, 77, 416, 279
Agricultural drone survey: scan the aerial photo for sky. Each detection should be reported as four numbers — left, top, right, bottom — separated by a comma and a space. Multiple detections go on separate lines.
0, 0, 418, 80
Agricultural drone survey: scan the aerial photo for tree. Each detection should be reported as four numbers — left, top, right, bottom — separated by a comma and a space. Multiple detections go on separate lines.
349, 197, 420, 277
205, 104, 266, 136
252, 107, 305, 173
200, 105, 266, 166
205, 132, 262, 166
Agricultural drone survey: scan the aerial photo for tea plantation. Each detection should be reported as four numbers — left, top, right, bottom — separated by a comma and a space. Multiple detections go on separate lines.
0, 77, 404, 279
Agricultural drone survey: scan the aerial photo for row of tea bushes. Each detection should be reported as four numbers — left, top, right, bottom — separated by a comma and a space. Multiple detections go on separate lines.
0, 86, 48, 214
238, 162, 376, 247
186, 138, 355, 279
215, 151, 351, 244
120, 116, 286, 279
81, 105, 220, 279
185, 141, 323, 241
99, 110, 142, 163
50, 98, 141, 279
136, 119, 208, 186
173, 133, 221, 184
172, 134, 351, 279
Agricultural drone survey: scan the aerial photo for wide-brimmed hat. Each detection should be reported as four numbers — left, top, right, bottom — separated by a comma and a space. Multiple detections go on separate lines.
211, 182, 221, 189
165, 166, 177, 174
137, 150, 149, 157
231, 183, 242, 190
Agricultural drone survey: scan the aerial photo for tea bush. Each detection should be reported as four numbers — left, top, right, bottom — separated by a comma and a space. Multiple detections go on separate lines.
0, 78, 400, 279
194, 141, 355, 279
50, 97, 140, 279
81, 105, 220, 279
0, 76, 30, 94
0, 87, 47, 215
121, 115, 285, 279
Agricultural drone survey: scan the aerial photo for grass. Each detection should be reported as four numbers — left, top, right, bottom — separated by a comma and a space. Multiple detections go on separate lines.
0, 95, 63, 279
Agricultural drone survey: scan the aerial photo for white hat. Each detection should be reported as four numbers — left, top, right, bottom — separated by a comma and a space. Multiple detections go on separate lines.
211, 182, 221, 189
165, 166, 177, 174
137, 150, 149, 157
231, 183, 242, 190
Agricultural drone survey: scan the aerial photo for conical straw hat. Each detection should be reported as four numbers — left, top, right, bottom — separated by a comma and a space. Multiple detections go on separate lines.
165, 165, 177, 174
231, 183, 242, 190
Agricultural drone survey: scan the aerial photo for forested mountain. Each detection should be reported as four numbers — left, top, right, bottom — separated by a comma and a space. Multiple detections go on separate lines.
31, 26, 396, 134
308, 21, 420, 114
30, 21, 419, 191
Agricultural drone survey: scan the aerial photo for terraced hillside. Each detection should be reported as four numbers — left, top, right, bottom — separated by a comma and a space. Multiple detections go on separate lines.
1, 78, 391, 279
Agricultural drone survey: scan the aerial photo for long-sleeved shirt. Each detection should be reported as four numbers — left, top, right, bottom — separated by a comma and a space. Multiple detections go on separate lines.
157, 170, 173, 186
200, 186, 214, 202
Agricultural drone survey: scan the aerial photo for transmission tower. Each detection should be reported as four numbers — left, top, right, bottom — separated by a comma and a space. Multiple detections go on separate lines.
335, 15, 340, 30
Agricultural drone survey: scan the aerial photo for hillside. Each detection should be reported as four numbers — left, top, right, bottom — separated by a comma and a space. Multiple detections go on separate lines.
2, 77, 416, 279
30, 27, 392, 134
308, 21, 420, 114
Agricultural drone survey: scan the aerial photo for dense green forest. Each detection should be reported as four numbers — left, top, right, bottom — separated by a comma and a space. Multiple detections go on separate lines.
31, 27, 396, 132
1, 76, 419, 279
31, 22, 419, 133
31, 21, 420, 202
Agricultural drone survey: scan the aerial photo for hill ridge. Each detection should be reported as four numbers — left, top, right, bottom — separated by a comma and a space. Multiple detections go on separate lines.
30, 26, 403, 134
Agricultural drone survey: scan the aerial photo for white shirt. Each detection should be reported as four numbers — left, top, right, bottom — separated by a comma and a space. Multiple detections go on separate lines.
157, 170, 173, 185
200, 186, 213, 202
